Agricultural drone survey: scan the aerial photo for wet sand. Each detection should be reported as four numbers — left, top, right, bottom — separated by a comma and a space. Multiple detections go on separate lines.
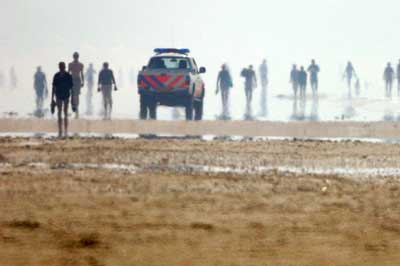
1, 137, 400, 266
1, 118, 400, 139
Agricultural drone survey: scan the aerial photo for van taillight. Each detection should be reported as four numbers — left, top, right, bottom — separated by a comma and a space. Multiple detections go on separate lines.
138, 75, 147, 88
181, 76, 190, 88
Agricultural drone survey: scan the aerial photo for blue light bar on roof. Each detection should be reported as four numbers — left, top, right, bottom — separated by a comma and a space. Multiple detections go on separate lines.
154, 48, 190, 55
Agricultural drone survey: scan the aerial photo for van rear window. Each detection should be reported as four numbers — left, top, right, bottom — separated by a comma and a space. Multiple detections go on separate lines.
148, 57, 191, 70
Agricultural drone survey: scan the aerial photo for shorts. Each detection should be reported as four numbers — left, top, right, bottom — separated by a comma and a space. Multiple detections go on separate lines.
55, 93, 70, 101
101, 85, 113, 104
35, 87, 46, 98
72, 76, 82, 96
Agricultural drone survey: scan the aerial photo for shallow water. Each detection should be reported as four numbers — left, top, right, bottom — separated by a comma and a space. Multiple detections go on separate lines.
1, 132, 400, 144
0, 161, 397, 181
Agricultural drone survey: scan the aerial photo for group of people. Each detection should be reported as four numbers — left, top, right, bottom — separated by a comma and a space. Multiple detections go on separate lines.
215, 59, 321, 120
34, 52, 118, 137
216, 59, 269, 119
290, 60, 320, 99
383, 60, 400, 98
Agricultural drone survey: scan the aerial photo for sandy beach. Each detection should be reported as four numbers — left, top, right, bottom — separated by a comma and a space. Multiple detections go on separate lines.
1, 118, 400, 139
0, 137, 400, 266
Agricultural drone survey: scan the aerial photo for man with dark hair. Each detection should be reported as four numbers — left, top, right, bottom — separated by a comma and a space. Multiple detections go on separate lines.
241, 65, 257, 117
290, 64, 299, 98
384, 62, 394, 98
298, 66, 308, 99
259, 59, 268, 116
34, 66, 48, 113
68, 52, 84, 118
343, 61, 357, 97
52, 62, 73, 138
307, 59, 320, 95
216, 64, 233, 119
396, 59, 400, 96
98, 62, 117, 120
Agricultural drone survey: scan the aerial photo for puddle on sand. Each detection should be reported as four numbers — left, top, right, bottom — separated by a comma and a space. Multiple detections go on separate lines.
1, 132, 400, 144
0, 162, 398, 181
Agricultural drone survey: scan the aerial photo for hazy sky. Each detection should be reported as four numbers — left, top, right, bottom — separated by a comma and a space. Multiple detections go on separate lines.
1, 0, 399, 91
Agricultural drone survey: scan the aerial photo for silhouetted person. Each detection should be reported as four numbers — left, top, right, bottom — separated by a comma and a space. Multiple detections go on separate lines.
9, 67, 17, 90
98, 62, 118, 120
259, 59, 268, 116
307, 59, 320, 95
52, 62, 73, 138
34, 66, 48, 112
298, 66, 308, 99
68, 52, 84, 118
290, 64, 299, 98
397, 59, 400, 96
85, 63, 96, 115
343, 61, 357, 97
241, 65, 257, 118
384, 62, 394, 98
216, 64, 233, 119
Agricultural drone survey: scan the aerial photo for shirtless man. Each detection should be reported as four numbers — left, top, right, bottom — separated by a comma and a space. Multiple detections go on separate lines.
68, 52, 84, 118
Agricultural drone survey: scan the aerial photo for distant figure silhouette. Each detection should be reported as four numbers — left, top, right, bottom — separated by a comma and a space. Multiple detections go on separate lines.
216, 64, 233, 119
343, 61, 357, 97
98, 62, 118, 120
290, 64, 299, 98
298, 66, 308, 99
397, 59, 400, 96
9, 67, 17, 90
85, 63, 96, 115
259, 59, 268, 116
34, 66, 48, 113
241, 65, 257, 118
384, 62, 394, 98
52, 62, 73, 138
307, 59, 320, 95
68, 52, 85, 118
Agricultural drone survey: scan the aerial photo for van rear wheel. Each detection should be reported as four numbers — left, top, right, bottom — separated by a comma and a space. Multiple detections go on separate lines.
140, 95, 148, 120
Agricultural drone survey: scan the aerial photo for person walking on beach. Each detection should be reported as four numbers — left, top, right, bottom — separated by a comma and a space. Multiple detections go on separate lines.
307, 59, 320, 95
259, 59, 268, 116
85, 63, 96, 115
384, 62, 395, 98
34, 66, 48, 112
51, 62, 73, 138
216, 64, 233, 119
98, 62, 118, 120
396, 59, 400, 96
68, 52, 84, 118
298, 66, 308, 99
290, 64, 299, 98
241, 65, 257, 118
343, 61, 357, 96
